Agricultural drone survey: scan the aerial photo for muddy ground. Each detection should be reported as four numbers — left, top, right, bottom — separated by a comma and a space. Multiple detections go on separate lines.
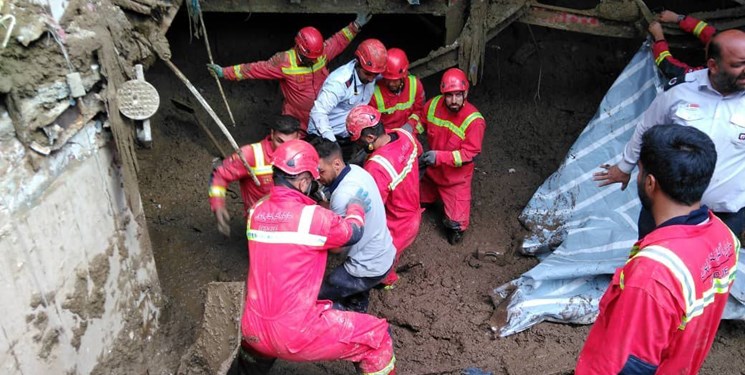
136, 9, 745, 375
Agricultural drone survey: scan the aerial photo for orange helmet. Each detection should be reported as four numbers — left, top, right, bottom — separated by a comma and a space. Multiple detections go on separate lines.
346, 105, 381, 141
295, 27, 324, 59
440, 68, 469, 94
272, 140, 320, 179
355, 39, 387, 74
382, 48, 409, 80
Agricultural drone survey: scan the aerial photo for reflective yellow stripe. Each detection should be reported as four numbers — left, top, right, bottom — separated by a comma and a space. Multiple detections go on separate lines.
408, 113, 421, 127
655, 51, 671, 66
693, 21, 707, 37
250, 143, 273, 176
452, 150, 462, 167
426, 95, 484, 140
233, 65, 244, 80
415, 123, 425, 134
632, 244, 737, 330
209, 186, 226, 198
372, 76, 417, 114
281, 49, 327, 75
368, 129, 418, 190
341, 26, 354, 41
362, 355, 396, 375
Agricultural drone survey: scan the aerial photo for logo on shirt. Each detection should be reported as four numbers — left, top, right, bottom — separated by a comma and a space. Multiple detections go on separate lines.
739, 133, 745, 141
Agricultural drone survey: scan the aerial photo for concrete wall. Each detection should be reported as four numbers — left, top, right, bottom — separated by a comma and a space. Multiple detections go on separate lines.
0, 118, 161, 374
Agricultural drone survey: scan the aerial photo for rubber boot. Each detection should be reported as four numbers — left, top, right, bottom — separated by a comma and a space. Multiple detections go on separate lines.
237, 345, 276, 375
446, 228, 465, 245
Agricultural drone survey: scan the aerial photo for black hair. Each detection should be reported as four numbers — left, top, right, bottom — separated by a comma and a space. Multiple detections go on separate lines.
639, 124, 717, 205
310, 138, 342, 160
272, 167, 310, 184
270, 115, 301, 134
360, 122, 384, 140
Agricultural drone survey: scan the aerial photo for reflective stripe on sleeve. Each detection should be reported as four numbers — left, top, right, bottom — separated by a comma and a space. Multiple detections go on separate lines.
342, 26, 354, 41
233, 65, 244, 80
362, 355, 396, 375
209, 186, 226, 198
452, 150, 462, 167
250, 143, 274, 176
655, 51, 671, 66
693, 21, 707, 37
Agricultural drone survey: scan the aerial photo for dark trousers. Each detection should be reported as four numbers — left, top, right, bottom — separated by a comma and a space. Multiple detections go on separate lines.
318, 265, 389, 313
637, 205, 745, 239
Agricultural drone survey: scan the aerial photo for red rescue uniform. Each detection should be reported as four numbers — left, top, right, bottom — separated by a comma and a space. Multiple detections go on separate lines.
242, 186, 395, 374
364, 129, 424, 285
209, 137, 274, 216
419, 95, 486, 231
220, 23, 360, 130
652, 16, 716, 79
368, 75, 425, 132
576, 210, 739, 375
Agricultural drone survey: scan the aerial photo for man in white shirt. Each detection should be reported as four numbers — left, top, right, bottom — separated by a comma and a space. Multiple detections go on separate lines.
308, 39, 387, 160
312, 139, 395, 312
595, 29, 745, 238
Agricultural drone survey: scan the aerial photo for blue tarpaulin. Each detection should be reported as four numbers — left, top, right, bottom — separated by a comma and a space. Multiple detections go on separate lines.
497, 41, 745, 337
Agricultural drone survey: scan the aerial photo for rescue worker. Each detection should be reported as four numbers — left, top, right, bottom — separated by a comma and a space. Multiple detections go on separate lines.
206, 13, 372, 131
418, 68, 486, 245
368, 48, 425, 132
240, 139, 396, 374
312, 139, 396, 311
346, 105, 423, 287
576, 124, 739, 374
648, 10, 716, 79
307, 39, 387, 160
594, 29, 745, 238
208, 116, 300, 236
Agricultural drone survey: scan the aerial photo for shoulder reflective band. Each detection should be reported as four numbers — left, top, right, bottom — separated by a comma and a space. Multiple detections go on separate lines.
247, 204, 328, 246
250, 143, 274, 176
426, 96, 484, 140
281, 49, 328, 75
630, 244, 737, 330
369, 129, 419, 190
372, 76, 417, 114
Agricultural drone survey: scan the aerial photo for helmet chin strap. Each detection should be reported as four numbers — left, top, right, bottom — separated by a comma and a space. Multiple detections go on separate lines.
277, 173, 312, 196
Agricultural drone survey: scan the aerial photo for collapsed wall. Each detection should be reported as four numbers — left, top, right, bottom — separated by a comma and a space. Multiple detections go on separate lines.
0, 0, 177, 372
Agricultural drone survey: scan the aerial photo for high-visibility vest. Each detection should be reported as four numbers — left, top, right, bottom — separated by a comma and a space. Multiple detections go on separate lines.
368, 129, 419, 191
280, 49, 328, 76
372, 76, 418, 115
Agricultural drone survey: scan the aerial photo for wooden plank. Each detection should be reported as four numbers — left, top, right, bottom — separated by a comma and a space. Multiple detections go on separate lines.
201, 0, 450, 15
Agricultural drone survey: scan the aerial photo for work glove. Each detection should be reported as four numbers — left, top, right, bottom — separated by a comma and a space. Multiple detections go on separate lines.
207, 63, 224, 79
348, 187, 372, 213
420, 150, 436, 167
354, 12, 372, 28
215, 207, 231, 236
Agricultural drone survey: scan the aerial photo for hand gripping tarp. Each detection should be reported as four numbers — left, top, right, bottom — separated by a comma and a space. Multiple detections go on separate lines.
496, 42, 745, 337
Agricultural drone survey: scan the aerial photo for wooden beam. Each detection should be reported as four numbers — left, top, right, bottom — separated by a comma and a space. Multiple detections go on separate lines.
200, 0, 450, 15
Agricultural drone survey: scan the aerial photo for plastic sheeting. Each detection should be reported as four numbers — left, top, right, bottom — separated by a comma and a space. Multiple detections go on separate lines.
497, 42, 745, 337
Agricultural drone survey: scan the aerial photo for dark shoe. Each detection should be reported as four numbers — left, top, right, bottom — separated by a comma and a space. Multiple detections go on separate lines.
447, 229, 465, 245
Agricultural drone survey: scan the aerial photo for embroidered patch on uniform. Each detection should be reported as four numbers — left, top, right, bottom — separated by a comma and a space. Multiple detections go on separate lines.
739, 133, 745, 140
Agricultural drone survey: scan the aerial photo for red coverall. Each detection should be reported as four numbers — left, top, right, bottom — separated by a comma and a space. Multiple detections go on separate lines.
220, 23, 360, 130
209, 137, 274, 216
419, 95, 486, 231
368, 75, 425, 132
576, 211, 739, 375
652, 15, 716, 79
242, 186, 395, 374
364, 129, 424, 285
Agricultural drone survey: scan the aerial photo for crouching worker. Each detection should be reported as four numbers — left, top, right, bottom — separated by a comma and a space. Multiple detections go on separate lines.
312, 139, 396, 312
575, 125, 739, 375
239, 139, 396, 374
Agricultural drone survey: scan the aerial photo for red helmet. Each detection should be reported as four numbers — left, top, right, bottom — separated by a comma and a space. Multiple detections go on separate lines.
382, 48, 409, 80
295, 27, 324, 59
272, 139, 320, 179
440, 68, 469, 94
355, 39, 387, 74
346, 105, 382, 141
